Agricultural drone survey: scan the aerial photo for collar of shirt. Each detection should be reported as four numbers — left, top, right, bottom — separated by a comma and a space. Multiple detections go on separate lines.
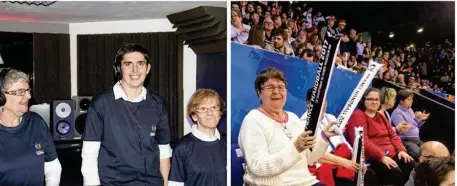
113, 81, 147, 103
397, 105, 411, 112
191, 124, 221, 142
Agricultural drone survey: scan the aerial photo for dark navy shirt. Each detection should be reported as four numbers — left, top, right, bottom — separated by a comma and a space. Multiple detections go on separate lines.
0, 112, 57, 186
83, 89, 170, 186
169, 133, 227, 186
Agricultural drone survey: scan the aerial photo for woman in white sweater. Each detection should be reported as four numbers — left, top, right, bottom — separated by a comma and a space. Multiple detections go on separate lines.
238, 67, 337, 186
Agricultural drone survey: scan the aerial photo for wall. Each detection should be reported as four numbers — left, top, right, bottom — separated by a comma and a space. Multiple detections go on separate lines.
0, 20, 69, 33
69, 19, 196, 135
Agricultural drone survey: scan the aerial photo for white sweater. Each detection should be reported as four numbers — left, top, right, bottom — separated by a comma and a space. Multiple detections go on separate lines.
238, 109, 329, 186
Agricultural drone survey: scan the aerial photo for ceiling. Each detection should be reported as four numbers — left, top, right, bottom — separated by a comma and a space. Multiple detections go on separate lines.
0, 1, 226, 23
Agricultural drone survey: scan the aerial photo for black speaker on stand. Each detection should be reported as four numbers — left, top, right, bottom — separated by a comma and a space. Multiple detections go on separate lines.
72, 96, 92, 140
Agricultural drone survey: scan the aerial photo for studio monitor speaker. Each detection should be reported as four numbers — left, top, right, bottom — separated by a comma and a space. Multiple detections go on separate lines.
52, 100, 75, 141
73, 96, 92, 139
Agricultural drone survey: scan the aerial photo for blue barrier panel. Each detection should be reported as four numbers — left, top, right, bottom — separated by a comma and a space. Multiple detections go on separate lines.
231, 42, 365, 143
231, 143, 245, 186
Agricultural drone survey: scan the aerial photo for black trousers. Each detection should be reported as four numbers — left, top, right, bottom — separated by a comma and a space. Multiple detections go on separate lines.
368, 156, 415, 186
333, 167, 378, 186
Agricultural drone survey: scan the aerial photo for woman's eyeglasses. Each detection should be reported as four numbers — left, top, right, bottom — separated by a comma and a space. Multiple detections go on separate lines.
262, 85, 287, 92
195, 106, 221, 113
365, 98, 380, 102
3, 88, 31, 96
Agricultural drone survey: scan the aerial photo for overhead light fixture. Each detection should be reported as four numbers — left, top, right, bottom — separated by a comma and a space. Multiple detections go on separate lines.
1, 1, 57, 7
389, 32, 395, 38
417, 28, 423, 33
410, 44, 415, 48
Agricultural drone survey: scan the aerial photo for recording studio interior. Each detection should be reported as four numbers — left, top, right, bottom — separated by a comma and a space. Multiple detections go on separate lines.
0, 1, 226, 185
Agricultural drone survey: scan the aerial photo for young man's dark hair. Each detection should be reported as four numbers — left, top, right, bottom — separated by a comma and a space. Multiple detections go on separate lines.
271, 28, 288, 41
113, 43, 150, 82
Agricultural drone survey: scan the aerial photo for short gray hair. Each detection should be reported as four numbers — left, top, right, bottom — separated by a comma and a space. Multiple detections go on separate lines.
1, 69, 29, 91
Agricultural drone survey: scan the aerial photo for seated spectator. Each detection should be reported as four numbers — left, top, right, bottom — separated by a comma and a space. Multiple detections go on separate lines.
246, 25, 265, 48
231, 10, 250, 44
283, 25, 296, 49
381, 52, 390, 72
414, 156, 455, 186
301, 88, 377, 186
420, 80, 431, 90
397, 74, 407, 87
255, 4, 263, 17
379, 87, 411, 134
290, 29, 307, 50
358, 57, 369, 70
390, 69, 399, 83
250, 12, 262, 26
347, 88, 414, 186
314, 44, 323, 62
231, 3, 240, 11
262, 17, 275, 45
264, 29, 295, 56
383, 71, 392, 81
408, 76, 416, 87
347, 55, 358, 69
308, 33, 320, 50
391, 89, 430, 159
238, 67, 336, 186
405, 141, 450, 186
300, 49, 314, 62
295, 43, 307, 58
272, 15, 282, 29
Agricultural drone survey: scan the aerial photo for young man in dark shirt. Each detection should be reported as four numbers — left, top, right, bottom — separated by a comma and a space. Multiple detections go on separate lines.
81, 43, 172, 186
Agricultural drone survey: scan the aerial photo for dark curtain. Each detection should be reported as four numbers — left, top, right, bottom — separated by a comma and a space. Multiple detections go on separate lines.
77, 33, 182, 142
196, 52, 227, 134
33, 33, 71, 103
0, 32, 34, 74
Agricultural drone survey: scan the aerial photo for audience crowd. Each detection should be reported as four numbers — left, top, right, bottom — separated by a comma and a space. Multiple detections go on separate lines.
232, 1, 455, 186
231, 1, 455, 95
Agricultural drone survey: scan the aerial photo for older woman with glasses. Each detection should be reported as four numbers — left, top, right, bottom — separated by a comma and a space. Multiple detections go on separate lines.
347, 88, 414, 186
0, 68, 61, 186
169, 89, 226, 186
238, 67, 338, 186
